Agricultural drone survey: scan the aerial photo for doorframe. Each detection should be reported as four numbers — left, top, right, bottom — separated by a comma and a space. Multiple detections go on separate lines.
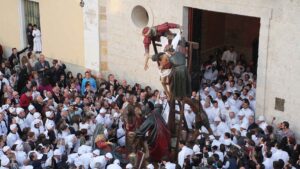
182, 3, 273, 116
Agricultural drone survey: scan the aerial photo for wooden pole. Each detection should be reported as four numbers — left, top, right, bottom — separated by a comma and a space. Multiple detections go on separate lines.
175, 99, 185, 154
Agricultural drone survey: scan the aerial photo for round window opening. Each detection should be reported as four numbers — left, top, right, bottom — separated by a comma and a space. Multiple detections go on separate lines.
131, 5, 149, 28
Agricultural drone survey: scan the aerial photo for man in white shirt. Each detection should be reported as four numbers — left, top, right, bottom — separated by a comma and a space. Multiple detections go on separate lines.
263, 151, 274, 169
237, 111, 249, 129
178, 141, 194, 168
272, 144, 290, 164
226, 111, 238, 129
26, 104, 36, 127
248, 92, 256, 112
15, 107, 28, 131
221, 46, 237, 64
6, 124, 20, 147
96, 108, 106, 125
213, 116, 230, 137
257, 115, 268, 131
162, 156, 176, 169
227, 93, 243, 111
208, 101, 220, 124
184, 104, 195, 130
238, 99, 254, 119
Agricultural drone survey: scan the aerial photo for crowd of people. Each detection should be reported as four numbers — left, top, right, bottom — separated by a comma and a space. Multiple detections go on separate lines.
0, 40, 300, 169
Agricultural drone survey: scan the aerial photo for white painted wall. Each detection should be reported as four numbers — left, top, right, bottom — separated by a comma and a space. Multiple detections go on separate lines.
83, 0, 100, 71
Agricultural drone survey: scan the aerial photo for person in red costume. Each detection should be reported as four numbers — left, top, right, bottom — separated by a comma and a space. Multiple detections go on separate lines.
134, 103, 171, 162
142, 22, 182, 70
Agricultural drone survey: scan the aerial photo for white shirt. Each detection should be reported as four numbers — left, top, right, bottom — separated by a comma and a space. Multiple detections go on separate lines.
161, 100, 170, 123
6, 132, 20, 147
78, 153, 93, 169
117, 127, 126, 146
262, 157, 273, 169
31, 126, 45, 139
26, 113, 35, 127
238, 108, 254, 119
178, 146, 193, 168
16, 117, 28, 131
259, 122, 268, 131
249, 100, 256, 112
45, 119, 55, 129
207, 107, 220, 123
214, 122, 230, 137
15, 150, 27, 166
96, 114, 105, 125
222, 50, 237, 64
227, 98, 242, 110
272, 149, 289, 164
184, 111, 195, 130
0, 121, 7, 136
165, 162, 176, 169
227, 117, 239, 129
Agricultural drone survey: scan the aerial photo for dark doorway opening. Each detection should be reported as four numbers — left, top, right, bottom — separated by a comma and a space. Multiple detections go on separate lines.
187, 8, 260, 91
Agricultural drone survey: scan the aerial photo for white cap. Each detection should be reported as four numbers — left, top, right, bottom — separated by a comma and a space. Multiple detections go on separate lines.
33, 112, 41, 119
0, 155, 9, 166
113, 159, 120, 165
93, 149, 100, 156
100, 108, 107, 114
147, 164, 154, 169
3, 146, 10, 153
258, 115, 265, 121
28, 104, 35, 111
193, 145, 201, 154
9, 107, 16, 113
204, 87, 210, 92
214, 116, 221, 122
126, 163, 133, 169
45, 111, 53, 118
224, 102, 230, 108
10, 124, 17, 131
16, 107, 24, 115
238, 111, 245, 116
53, 149, 62, 156
105, 152, 113, 159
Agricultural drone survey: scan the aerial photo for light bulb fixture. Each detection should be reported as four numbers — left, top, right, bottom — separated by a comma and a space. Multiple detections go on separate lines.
80, 0, 85, 7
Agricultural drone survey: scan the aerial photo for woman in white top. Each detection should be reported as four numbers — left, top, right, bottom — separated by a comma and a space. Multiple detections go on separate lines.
32, 24, 42, 53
